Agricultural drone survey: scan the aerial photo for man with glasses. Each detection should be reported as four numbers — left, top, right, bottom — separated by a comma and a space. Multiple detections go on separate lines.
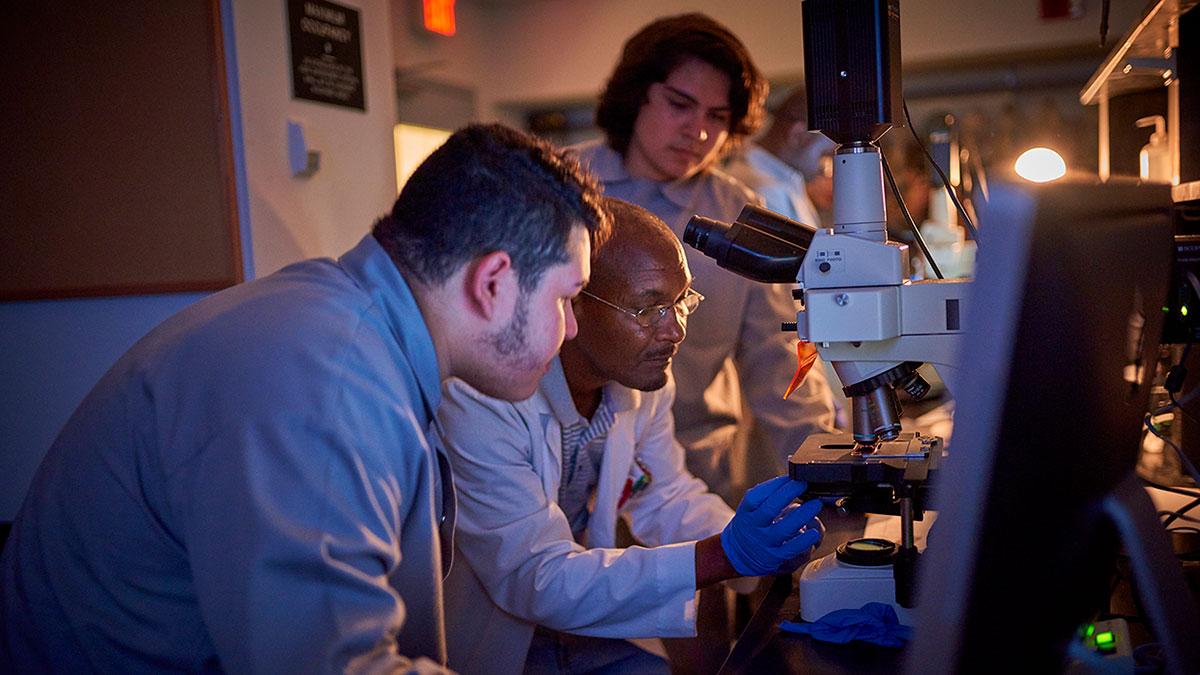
437, 198, 823, 675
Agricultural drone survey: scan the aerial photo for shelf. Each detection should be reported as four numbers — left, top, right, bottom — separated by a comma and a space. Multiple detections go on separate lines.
1173, 180, 1200, 203
1080, 0, 1198, 104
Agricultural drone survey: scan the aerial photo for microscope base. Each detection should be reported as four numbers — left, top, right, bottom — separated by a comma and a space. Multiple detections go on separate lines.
797, 551, 915, 624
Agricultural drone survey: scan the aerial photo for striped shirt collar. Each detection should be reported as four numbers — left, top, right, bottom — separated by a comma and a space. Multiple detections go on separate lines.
540, 355, 637, 427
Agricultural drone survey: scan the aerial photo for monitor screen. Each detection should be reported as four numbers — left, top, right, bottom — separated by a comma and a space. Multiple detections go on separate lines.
906, 180, 1175, 670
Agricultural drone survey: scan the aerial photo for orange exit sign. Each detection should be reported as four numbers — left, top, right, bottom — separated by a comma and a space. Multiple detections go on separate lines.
423, 0, 456, 36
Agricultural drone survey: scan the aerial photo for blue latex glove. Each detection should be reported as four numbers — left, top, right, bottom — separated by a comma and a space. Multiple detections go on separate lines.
779, 602, 913, 648
720, 476, 823, 577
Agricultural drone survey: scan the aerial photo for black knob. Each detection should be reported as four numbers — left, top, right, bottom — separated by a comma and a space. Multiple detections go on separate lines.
818, 261, 832, 273
899, 372, 931, 400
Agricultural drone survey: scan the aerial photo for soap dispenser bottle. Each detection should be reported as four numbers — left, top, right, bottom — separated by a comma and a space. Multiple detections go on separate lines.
1137, 115, 1171, 183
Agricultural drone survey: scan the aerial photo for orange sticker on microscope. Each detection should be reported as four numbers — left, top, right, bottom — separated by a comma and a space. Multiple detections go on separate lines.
783, 342, 819, 399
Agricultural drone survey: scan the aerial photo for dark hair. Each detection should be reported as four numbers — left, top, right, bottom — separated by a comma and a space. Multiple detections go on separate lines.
595, 13, 767, 157
373, 124, 609, 292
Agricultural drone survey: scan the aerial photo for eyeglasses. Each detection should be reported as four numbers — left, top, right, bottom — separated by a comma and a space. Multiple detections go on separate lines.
580, 288, 705, 328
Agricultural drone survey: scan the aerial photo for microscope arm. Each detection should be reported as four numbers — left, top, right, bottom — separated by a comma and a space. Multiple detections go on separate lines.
798, 276, 970, 395
819, 337, 964, 401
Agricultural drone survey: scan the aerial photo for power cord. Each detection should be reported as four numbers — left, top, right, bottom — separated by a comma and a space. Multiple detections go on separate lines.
1100, 0, 1111, 48
1142, 344, 1200, 532
901, 100, 980, 242
1144, 413, 1200, 487
1142, 478, 1200, 500
880, 151, 944, 280
1161, 508, 1200, 526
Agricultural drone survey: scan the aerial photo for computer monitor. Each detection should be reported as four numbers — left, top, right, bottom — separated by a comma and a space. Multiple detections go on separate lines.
906, 181, 1200, 671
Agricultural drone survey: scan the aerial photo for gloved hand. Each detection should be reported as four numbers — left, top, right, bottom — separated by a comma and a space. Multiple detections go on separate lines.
720, 475, 823, 577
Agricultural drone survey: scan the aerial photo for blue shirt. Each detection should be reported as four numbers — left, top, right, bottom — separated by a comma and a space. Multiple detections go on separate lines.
1, 235, 455, 672
725, 144, 822, 228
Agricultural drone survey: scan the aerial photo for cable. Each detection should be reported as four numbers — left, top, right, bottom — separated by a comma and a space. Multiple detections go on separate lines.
1100, 0, 1111, 48
968, 150, 989, 203
1154, 385, 1200, 415
1141, 478, 1200, 499
1170, 391, 1200, 425
902, 100, 979, 242
1144, 413, 1200, 486
1166, 509, 1200, 526
1142, 477, 1200, 528
1160, 497, 1200, 527
1153, 342, 1196, 417
1141, 348, 1200, 532
881, 151, 944, 280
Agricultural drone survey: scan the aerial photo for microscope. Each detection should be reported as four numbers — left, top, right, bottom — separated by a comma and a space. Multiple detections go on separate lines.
684, 0, 970, 619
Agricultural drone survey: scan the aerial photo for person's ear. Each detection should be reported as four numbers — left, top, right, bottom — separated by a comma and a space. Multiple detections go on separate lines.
463, 251, 515, 321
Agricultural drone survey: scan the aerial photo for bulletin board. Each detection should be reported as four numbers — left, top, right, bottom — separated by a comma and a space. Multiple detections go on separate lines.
0, 0, 242, 300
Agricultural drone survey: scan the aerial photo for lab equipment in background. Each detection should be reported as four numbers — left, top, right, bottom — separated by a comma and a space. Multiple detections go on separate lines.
917, 115, 976, 279
1080, 0, 1198, 198
919, 190, 975, 279
1147, 217, 1200, 486
907, 180, 1200, 673
1091, 0, 1200, 495
1139, 357, 1186, 486
1065, 619, 1136, 671
1138, 115, 1171, 183
688, 1, 1200, 668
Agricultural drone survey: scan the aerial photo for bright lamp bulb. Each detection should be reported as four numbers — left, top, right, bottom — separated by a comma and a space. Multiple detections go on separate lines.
1014, 147, 1067, 183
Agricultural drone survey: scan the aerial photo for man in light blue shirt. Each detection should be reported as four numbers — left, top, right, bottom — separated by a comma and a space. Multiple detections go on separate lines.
0, 124, 608, 673
725, 87, 834, 229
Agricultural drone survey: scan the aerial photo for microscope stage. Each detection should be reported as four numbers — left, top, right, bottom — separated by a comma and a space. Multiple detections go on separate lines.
788, 432, 943, 513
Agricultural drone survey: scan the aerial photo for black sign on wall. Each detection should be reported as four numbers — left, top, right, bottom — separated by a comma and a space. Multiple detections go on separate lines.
287, 0, 365, 110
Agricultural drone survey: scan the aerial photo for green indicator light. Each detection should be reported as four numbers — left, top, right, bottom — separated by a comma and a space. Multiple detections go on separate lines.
1183, 305, 1190, 317
1164, 306, 1171, 313
1085, 624, 1095, 638
1095, 631, 1115, 647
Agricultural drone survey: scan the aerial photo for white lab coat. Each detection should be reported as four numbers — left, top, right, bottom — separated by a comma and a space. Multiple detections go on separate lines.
438, 361, 734, 675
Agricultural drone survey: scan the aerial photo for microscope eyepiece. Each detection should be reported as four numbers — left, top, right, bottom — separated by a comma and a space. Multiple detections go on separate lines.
683, 205, 817, 284
681, 215, 729, 254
